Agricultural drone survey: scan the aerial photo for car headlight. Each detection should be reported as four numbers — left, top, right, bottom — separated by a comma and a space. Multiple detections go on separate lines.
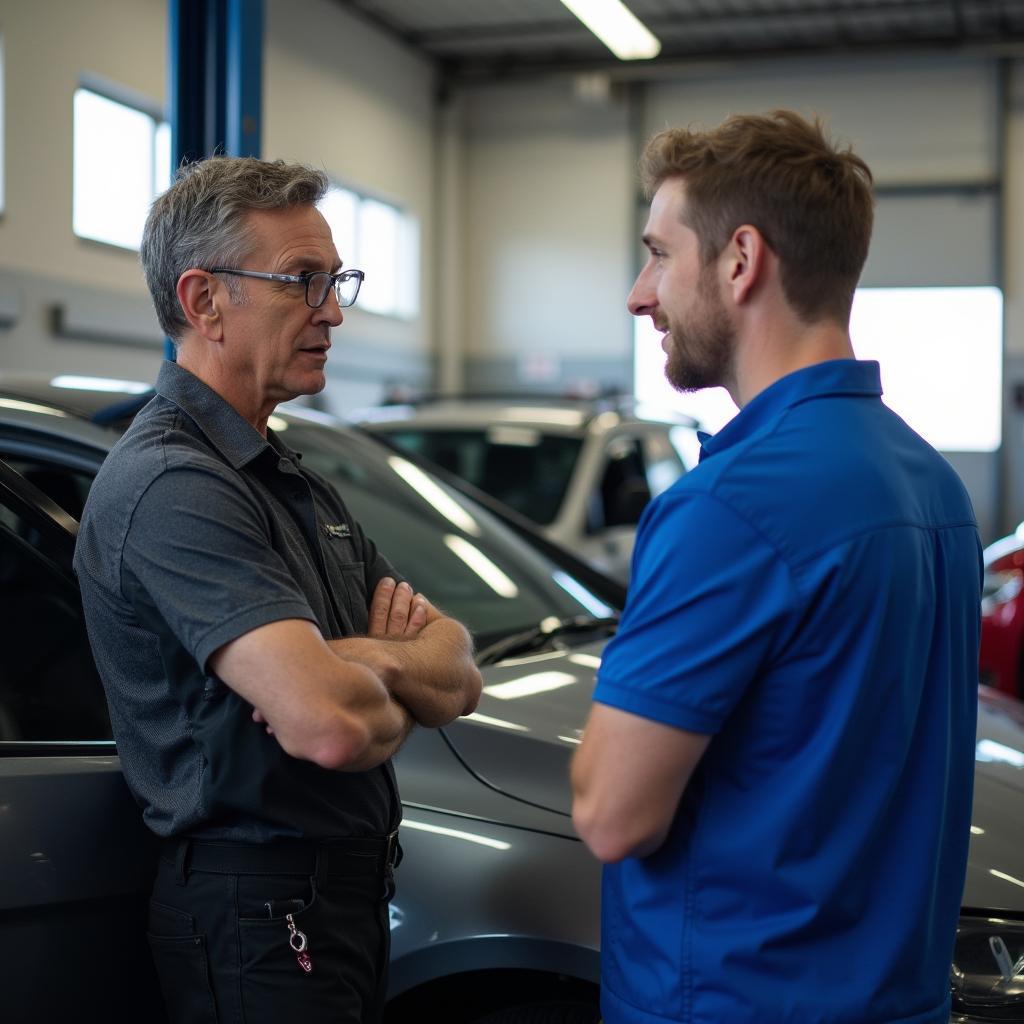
951, 916, 1024, 1021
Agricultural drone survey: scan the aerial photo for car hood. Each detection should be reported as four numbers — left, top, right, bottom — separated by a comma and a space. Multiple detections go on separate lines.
445, 652, 1024, 912
443, 640, 602, 816
965, 688, 1024, 911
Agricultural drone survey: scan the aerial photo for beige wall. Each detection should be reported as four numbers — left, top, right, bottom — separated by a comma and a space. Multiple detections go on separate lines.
459, 78, 635, 391
0, 0, 438, 407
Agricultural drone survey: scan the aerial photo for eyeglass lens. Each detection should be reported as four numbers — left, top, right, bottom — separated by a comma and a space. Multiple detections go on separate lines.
306, 272, 361, 309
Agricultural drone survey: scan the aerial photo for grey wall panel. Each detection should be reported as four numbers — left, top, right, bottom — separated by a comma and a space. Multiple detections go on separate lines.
462, 353, 633, 396
862, 191, 998, 288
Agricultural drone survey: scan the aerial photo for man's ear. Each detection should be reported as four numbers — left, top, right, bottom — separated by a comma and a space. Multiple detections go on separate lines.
176, 270, 225, 341
723, 225, 768, 306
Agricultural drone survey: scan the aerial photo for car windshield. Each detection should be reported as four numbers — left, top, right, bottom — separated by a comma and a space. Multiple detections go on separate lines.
381, 428, 582, 526
281, 420, 613, 648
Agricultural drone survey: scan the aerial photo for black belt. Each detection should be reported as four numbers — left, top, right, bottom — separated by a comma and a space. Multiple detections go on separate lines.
162, 830, 401, 880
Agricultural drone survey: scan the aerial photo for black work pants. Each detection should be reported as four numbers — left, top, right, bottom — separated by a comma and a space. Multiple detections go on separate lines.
147, 837, 397, 1024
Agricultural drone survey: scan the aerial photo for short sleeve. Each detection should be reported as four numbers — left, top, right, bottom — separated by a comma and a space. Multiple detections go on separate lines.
122, 464, 316, 672
594, 489, 796, 734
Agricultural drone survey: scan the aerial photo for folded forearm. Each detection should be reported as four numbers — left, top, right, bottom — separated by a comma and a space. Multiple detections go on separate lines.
329, 620, 481, 728
339, 696, 415, 772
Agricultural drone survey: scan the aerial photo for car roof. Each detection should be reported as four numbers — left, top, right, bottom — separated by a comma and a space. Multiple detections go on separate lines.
359, 393, 699, 434
0, 371, 156, 420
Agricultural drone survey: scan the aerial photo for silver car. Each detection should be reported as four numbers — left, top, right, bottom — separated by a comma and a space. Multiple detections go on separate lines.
359, 395, 701, 582
0, 374, 1022, 1024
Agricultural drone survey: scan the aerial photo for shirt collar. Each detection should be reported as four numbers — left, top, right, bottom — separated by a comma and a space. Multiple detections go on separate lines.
698, 359, 882, 463
154, 360, 279, 470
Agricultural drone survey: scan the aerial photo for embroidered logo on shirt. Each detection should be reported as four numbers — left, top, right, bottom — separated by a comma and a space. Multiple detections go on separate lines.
323, 523, 351, 539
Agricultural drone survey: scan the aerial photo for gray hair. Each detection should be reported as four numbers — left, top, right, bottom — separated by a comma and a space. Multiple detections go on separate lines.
140, 156, 329, 341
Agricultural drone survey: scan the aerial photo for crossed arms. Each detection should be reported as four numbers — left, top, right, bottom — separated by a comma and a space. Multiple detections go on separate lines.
209, 577, 482, 772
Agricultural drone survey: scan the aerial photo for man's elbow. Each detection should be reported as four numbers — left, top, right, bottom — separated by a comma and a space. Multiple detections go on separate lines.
282, 714, 373, 771
572, 800, 663, 864
461, 667, 483, 716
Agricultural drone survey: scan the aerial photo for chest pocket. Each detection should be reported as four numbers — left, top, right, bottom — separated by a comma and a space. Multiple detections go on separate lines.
322, 551, 368, 635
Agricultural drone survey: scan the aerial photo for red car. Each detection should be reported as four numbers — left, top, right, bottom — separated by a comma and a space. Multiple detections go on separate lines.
980, 526, 1024, 698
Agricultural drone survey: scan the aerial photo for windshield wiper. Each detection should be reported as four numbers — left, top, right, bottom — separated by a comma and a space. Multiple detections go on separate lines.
475, 615, 619, 667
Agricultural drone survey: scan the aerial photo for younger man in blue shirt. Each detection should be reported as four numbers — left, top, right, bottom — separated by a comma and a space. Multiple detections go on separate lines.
571, 110, 981, 1024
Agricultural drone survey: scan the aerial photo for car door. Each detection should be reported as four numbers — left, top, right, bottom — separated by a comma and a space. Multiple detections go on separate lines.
0, 458, 163, 1023
575, 432, 653, 582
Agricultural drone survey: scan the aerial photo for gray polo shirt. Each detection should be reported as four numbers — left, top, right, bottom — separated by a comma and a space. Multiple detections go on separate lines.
74, 360, 402, 841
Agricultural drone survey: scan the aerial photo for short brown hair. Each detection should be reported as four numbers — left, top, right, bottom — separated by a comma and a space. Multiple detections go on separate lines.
141, 156, 329, 341
639, 110, 874, 324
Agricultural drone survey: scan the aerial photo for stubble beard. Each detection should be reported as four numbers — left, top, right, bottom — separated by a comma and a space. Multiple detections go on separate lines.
663, 268, 736, 394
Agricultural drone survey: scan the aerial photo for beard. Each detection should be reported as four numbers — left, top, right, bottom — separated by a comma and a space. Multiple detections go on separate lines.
663, 267, 736, 393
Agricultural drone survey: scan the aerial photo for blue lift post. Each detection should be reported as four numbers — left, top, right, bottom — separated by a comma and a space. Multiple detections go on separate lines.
165, 0, 263, 359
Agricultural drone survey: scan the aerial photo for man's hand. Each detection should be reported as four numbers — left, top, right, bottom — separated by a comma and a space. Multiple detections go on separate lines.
250, 577, 425, 738
369, 578, 428, 639
328, 578, 481, 729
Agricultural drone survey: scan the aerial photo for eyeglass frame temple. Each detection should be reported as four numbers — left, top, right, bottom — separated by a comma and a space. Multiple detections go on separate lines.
206, 267, 364, 308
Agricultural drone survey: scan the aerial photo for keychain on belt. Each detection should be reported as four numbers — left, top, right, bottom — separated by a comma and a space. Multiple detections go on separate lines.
285, 913, 313, 974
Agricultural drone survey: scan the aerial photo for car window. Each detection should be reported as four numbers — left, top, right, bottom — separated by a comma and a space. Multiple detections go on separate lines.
383, 428, 582, 526
281, 423, 615, 646
643, 430, 687, 497
0, 483, 112, 743
1, 455, 93, 523
588, 435, 652, 533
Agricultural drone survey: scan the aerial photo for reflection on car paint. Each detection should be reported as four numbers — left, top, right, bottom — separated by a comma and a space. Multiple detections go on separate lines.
976, 739, 1024, 768
483, 671, 578, 701
463, 712, 530, 733
443, 535, 519, 597
401, 818, 512, 851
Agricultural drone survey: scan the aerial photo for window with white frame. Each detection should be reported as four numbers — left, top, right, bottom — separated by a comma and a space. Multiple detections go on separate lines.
634, 285, 1003, 453
320, 184, 419, 319
73, 85, 170, 250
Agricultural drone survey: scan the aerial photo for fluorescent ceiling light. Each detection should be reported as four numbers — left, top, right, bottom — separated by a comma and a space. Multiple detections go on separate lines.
560, 0, 661, 61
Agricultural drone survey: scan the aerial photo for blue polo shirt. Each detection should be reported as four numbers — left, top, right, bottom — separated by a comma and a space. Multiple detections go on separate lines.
594, 360, 981, 1024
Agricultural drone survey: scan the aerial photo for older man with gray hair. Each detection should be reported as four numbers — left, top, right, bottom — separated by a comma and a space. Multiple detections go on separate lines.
74, 156, 481, 1024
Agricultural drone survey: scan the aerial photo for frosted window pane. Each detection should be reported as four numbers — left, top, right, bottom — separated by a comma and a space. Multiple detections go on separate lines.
320, 186, 357, 265
396, 214, 420, 318
73, 89, 157, 250
154, 121, 172, 194
850, 286, 1002, 452
634, 286, 1003, 453
358, 199, 399, 315
321, 184, 418, 319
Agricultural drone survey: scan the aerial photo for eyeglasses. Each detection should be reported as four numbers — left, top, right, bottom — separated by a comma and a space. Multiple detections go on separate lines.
208, 267, 365, 308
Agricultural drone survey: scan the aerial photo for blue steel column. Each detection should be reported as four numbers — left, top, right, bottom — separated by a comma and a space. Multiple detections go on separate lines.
165, 0, 263, 358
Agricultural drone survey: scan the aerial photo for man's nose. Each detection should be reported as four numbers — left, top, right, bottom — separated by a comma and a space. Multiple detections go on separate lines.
628, 267, 655, 318
315, 290, 344, 327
